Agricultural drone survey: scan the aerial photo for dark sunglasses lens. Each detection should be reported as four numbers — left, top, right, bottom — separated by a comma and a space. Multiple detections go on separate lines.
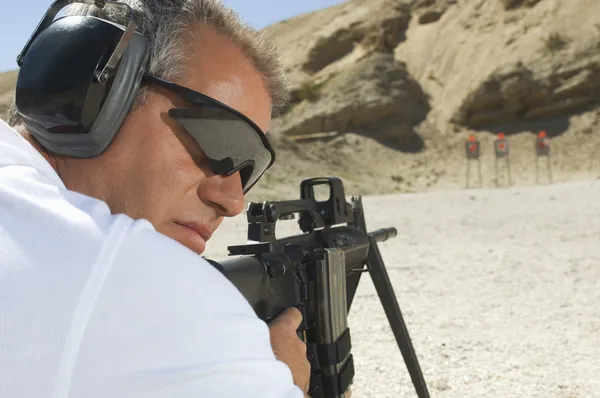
168, 108, 273, 192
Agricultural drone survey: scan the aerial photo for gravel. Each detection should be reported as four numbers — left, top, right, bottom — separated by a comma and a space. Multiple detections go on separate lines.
206, 179, 600, 398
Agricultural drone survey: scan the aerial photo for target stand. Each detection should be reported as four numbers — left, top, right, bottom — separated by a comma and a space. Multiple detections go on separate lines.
494, 136, 512, 187
465, 138, 482, 188
534, 134, 552, 184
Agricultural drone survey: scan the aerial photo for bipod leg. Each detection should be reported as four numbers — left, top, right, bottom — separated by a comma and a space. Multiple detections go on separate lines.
477, 158, 483, 188
547, 155, 553, 183
366, 237, 430, 398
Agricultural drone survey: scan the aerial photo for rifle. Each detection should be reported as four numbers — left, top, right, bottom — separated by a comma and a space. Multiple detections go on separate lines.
206, 177, 430, 398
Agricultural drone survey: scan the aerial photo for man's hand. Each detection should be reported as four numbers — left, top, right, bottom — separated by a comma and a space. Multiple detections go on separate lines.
269, 307, 311, 394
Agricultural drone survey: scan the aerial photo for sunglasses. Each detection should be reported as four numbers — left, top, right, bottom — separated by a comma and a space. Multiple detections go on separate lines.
141, 75, 276, 194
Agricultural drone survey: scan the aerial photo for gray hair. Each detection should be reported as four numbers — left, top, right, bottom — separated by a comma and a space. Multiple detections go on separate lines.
8, 0, 289, 126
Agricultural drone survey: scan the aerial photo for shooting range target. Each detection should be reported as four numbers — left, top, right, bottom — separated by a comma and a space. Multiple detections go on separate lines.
465, 141, 480, 159
535, 137, 550, 156
494, 139, 509, 158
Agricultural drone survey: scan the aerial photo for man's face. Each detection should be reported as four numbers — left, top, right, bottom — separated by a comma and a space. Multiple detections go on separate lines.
59, 27, 273, 254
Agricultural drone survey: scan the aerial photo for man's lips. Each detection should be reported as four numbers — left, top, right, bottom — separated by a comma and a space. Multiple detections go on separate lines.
175, 221, 213, 243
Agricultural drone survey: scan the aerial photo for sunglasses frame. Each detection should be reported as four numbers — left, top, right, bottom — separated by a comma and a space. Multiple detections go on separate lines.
141, 75, 276, 192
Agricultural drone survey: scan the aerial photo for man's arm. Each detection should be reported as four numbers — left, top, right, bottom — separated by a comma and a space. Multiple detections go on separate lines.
68, 219, 304, 398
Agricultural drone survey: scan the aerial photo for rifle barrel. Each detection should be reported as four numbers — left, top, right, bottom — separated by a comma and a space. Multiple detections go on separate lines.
368, 227, 397, 242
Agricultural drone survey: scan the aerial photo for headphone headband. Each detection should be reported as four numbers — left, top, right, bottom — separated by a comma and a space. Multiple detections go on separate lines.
17, 0, 138, 84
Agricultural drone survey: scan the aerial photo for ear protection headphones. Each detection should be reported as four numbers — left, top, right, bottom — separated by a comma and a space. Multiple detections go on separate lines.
15, 0, 150, 158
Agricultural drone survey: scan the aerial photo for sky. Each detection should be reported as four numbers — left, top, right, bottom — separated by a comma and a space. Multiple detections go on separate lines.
0, 0, 346, 73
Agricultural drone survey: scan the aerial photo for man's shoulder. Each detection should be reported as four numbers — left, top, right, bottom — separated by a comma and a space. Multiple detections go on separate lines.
113, 217, 243, 304
69, 207, 296, 398
108, 216, 256, 321
0, 158, 131, 254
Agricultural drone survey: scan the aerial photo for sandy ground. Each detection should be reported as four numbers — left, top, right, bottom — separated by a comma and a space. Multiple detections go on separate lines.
205, 179, 600, 398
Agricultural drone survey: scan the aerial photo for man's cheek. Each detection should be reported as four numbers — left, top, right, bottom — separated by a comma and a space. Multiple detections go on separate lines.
163, 158, 194, 185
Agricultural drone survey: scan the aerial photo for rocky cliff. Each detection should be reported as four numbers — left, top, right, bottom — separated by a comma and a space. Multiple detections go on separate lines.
398, 0, 600, 133
264, 0, 430, 152
252, 0, 600, 200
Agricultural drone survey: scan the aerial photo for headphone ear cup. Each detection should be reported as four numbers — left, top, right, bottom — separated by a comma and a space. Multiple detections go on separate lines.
15, 15, 150, 158
79, 29, 149, 157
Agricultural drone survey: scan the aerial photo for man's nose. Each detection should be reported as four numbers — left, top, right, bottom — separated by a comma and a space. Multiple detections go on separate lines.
198, 171, 245, 217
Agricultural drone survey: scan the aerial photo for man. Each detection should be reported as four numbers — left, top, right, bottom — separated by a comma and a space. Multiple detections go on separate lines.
0, 0, 310, 397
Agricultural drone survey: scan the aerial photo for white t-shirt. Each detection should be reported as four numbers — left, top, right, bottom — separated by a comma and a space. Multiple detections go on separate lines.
0, 120, 303, 398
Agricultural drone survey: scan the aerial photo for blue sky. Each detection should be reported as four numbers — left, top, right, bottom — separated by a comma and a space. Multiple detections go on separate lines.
0, 0, 345, 73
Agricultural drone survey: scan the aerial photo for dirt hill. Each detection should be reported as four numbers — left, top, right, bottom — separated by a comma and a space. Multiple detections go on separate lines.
2, 0, 600, 201
248, 0, 600, 201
